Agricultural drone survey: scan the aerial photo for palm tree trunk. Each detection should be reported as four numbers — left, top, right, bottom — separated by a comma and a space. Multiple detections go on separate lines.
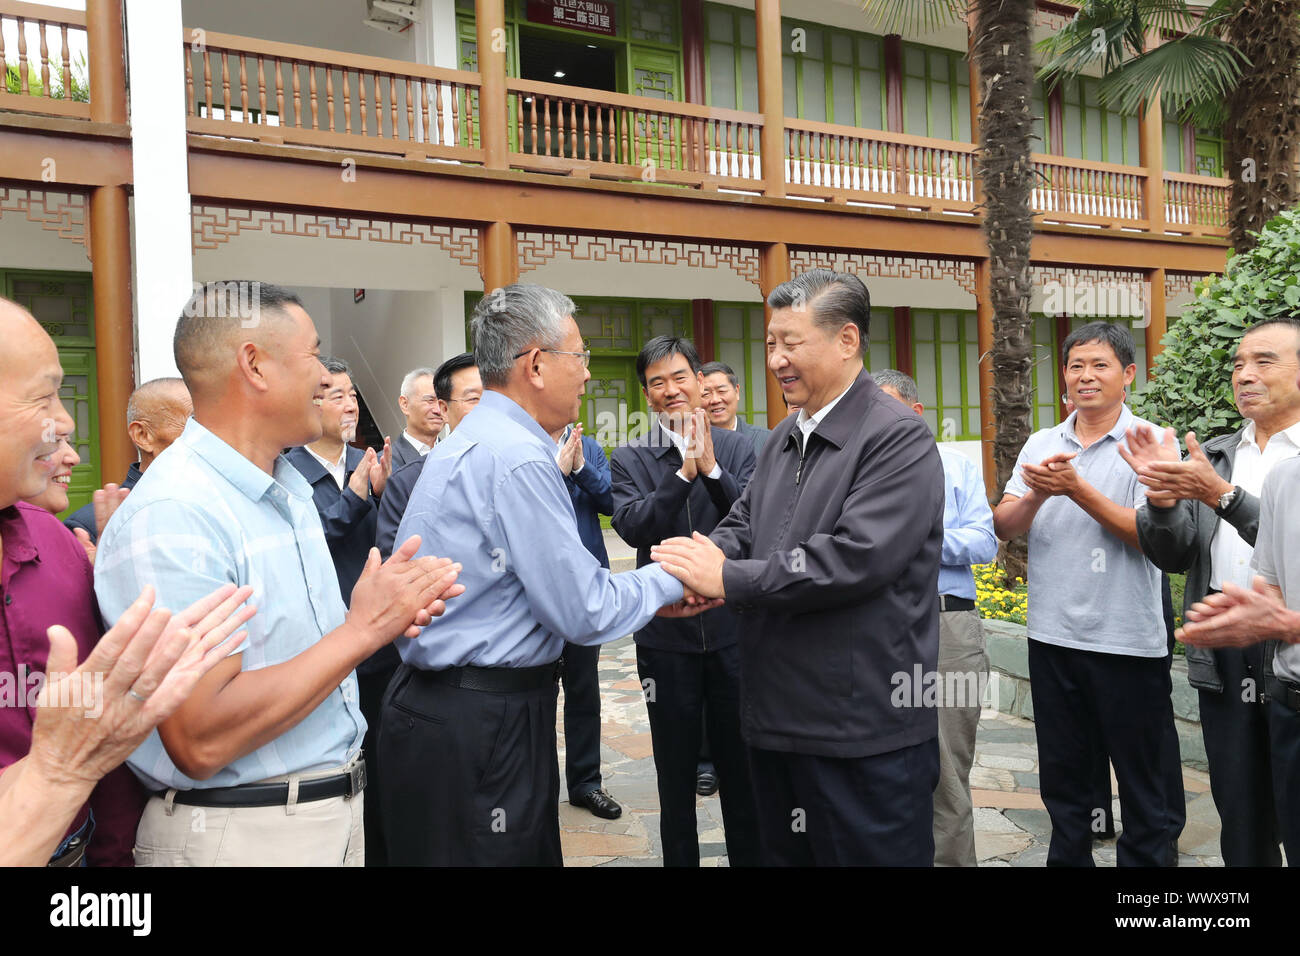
972, 0, 1036, 581
1223, 0, 1300, 251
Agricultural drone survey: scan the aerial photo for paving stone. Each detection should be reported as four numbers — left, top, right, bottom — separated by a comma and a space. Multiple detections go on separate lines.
973, 807, 1023, 833
700, 842, 728, 858
985, 624, 1030, 679
976, 741, 1039, 757
565, 856, 617, 867
972, 788, 1045, 810
975, 830, 1032, 861
977, 753, 1036, 772
560, 829, 649, 858
1012, 772, 1040, 790
1182, 767, 1212, 793
1003, 808, 1052, 838
1010, 843, 1050, 867
969, 765, 1016, 790
606, 732, 655, 760
595, 856, 660, 867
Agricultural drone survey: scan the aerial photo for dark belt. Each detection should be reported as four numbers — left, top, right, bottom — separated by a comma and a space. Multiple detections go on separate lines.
939, 595, 976, 613
1267, 675, 1300, 713
421, 661, 561, 693
158, 761, 366, 809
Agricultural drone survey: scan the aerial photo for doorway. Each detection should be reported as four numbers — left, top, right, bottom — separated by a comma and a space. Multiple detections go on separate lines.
517, 30, 619, 158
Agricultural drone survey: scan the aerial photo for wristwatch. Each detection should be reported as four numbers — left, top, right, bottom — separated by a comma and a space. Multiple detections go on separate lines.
1215, 485, 1241, 516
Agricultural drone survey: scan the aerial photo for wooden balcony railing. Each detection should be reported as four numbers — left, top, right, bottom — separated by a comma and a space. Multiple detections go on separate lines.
182, 31, 483, 163
783, 120, 978, 213
0, 1, 90, 119
505, 78, 764, 190
1163, 171, 1230, 238
1031, 154, 1148, 229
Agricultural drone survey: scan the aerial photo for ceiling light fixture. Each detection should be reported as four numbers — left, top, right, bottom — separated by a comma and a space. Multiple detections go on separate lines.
554, 70, 567, 78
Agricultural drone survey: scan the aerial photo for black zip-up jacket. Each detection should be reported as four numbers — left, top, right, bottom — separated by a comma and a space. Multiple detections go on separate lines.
1135, 429, 1265, 693
611, 422, 756, 653
711, 369, 944, 758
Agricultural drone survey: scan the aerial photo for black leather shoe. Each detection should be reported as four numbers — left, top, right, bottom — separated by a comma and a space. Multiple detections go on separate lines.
696, 769, 719, 796
577, 788, 622, 819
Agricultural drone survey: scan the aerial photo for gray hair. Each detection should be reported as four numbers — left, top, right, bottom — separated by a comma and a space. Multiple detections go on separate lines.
471, 284, 575, 388
872, 369, 919, 405
400, 366, 435, 401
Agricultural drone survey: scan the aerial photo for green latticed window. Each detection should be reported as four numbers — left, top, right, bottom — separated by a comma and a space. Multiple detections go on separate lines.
713, 301, 768, 424
912, 309, 980, 440
900, 42, 970, 141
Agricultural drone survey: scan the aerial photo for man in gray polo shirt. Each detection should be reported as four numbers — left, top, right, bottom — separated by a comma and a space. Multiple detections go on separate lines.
1180, 438, 1300, 863
994, 321, 1183, 866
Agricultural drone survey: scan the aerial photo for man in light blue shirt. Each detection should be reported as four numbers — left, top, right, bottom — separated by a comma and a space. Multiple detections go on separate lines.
875, 370, 997, 867
379, 283, 711, 866
94, 280, 463, 866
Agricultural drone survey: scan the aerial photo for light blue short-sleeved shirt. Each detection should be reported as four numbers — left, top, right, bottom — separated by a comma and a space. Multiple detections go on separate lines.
396, 389, 683, 670
937, 447, 999, 600
94, 418, 365, 791
1003, 405, 1166, 657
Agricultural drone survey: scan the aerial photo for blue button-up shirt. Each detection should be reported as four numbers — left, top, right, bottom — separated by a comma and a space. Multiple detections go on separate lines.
94, 418, 365, 791
396, 390, 683, 670
937, 447, 999, 600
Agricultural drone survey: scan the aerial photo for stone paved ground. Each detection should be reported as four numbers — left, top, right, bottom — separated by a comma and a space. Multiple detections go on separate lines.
558, 532, 1225, 866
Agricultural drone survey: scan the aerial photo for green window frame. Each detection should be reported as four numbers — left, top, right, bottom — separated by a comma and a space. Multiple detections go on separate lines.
862, 306, 896, 373
713, 301, 770, 424
1057, 76, 1140, 166
899, 41, 970, 142
911, 309, 980, 440
703, 4, 885, 129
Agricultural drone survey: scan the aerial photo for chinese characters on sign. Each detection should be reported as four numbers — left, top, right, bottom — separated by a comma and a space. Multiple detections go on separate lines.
525, 0, 617, 37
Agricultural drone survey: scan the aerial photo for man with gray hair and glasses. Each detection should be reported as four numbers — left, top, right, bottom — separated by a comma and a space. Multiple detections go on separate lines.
380, 283, 716, 866
393, 367, 443, 469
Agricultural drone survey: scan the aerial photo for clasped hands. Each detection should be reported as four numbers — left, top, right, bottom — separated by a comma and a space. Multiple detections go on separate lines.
1176, 576, 1300, 649
672, 408, 718, 481
1116, 426, 1231, 509
651, 531, 727, 618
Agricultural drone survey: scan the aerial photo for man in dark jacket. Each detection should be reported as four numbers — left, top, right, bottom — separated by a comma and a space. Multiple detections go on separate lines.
700, 360, 770, 457
1127, 318, 1300, 866
285, 356, 392, 863
612, 335, 760, 867
554, 422, 622, 819
376, 353, 481, 559
652, 271, 943, 866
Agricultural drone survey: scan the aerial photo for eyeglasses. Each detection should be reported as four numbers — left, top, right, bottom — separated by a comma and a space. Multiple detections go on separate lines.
513, 348, 591, 368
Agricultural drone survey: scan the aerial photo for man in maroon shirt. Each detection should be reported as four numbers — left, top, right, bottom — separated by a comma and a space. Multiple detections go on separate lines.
0, 299, 148, 864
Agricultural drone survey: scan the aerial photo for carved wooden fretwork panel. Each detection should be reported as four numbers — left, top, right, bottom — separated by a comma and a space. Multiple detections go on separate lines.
789, 248, 977, 296
515, 231, 762, 288
0, 188, 88, 256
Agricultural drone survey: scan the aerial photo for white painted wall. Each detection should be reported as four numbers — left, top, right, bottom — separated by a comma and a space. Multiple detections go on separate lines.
0, 210, 92, 272
181, 0, 417, 59
127, 0, 194, 381
414, 0, 460, 69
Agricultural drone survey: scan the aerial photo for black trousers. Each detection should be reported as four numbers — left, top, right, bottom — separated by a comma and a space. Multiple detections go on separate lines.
1198, 644, 1282, 866
635, 643, 760, 866
357, 660, 399, 866
748, 738, 938, 866
1029, 640, 1183, 866
378, 663, 563, 866
1267, 690, 1300, 865
560, 642, 603, 802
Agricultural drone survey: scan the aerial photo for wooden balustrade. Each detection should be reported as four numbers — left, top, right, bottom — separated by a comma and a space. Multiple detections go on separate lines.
505, 77, 764, 190
182, 31, 484, 163
0, 1, 90, 118
1030, 154, 1148, 230
1163, 172, 1231, 238
783, 119, 978, 212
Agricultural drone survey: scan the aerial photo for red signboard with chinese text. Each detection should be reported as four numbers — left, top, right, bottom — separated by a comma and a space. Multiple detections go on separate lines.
525, 0, 616, 37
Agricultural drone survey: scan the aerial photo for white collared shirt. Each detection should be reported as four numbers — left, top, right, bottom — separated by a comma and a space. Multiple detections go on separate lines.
305, 443, 347, 490
658, 420, 722, 482
1209, 419, 1300, 590
402, 430, 434, 457
794, 379, 856, 451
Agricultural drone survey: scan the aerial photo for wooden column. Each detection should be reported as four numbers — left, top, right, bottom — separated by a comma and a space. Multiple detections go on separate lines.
682, 0, 706, 104
479, 220, 518, 291
884, 35, 904, 132
87, 0, 127, 124
754, 0, 785, 198
474, 0, 509, 169
691, 298, 714, 360
89, 185, 136, 484
892, 306, 913, 376
1145, 266, 1167, 372
1138, 31, 1164, 234
1048, 86, 1064, 156
760, 242, 790, 427
974, 258, 996, 500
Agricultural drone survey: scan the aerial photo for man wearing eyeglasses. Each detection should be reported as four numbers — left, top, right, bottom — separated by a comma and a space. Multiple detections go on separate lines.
376, 353, 482, 560
379, 285, 713, 866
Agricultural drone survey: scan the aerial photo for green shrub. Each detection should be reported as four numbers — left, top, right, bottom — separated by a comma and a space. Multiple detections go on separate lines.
1133, 206, 1300, 439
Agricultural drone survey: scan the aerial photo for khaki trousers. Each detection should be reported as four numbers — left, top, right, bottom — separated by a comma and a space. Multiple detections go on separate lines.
134, 761, 365, 867
933, 608, 987, 867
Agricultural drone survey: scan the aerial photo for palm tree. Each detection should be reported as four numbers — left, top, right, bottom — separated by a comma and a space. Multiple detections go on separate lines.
863, 0, 1037, 579
1038, 0, 1300, 252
